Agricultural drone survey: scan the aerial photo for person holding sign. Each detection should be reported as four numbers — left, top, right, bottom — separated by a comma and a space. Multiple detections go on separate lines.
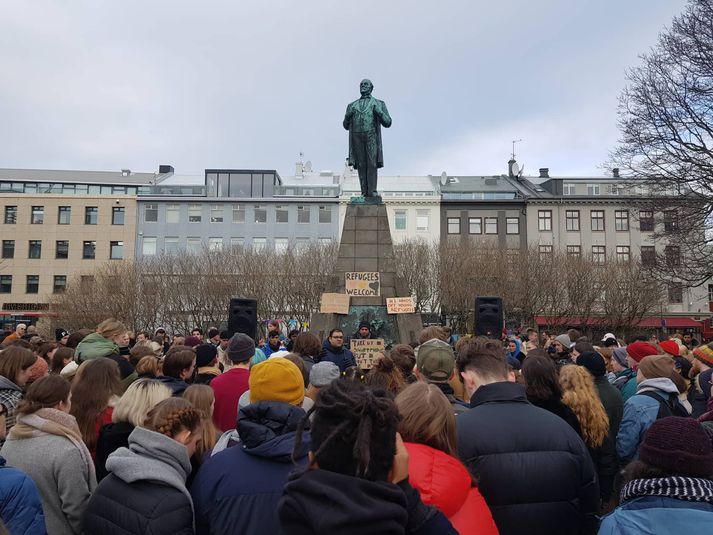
352, 322, 375, 340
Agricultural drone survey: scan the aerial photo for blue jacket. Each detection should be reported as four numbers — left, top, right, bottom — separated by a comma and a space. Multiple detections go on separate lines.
190, 401, 310, 534
616, 377, 679, 462
320, 340, 357, 372
599, 496, 713, 534
0, 456, 47, 535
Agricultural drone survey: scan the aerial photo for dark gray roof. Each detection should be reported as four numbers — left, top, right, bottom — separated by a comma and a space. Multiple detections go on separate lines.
0, 167, 164, 185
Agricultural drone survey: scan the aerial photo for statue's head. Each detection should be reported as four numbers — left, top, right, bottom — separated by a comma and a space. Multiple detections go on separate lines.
360, 79, 373, 97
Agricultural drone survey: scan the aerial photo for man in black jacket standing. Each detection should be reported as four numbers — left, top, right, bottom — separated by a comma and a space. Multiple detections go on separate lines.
455, 339, 599, 535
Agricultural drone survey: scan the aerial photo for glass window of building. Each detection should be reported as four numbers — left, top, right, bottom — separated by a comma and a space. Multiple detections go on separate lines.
274, 238, 289, 254
164, 237, 179, 254
53, 275, 67, 294
144, 204, 158, 222
26, 275, 39, 294
83, 241, 96, 259
506, 218, 519, 235
210, 205, 224, 223
229, 173, 251, 197
218, 173, 229, 197
251, 174, 264, 197
416, 210, 429, 231
538, 210, 552, 231
468, 217, 481, 234
112, 207, 125, 225
663, 211, 678, 231
58, 206, 71, 225
186, 238, 201, 254
166, 204, 180, 224
563, 183, 576, 195
28, 240, 42, 259
668, 283, 683, 303
566, 245, 581, 257
615, 210, 629, 231
538, 245, 553, 259
592, 245, 606, 264
31, 206, 44, 224
4, 206, 17, 224
56, 240, 69, 259
208, 237, 223, 251
484, 217, 498, 234
253, 237, 266, 251
665, 245, 681, 266
319, 238, 332, 246
640, 246, 656, 266
110, 241, 124, 260
85, 206, 98, 225
297, 205, 310, 223
590, 210, 605, 231
0, 275, 11, 293
2, 240, 14, 259
294, 238, 309, 251
639, 210, 654, 231
230, 237, 244, 249
232, 204, 245, 223
254, 205, 267, 223
319, 205, 332, 224
616, 245, 630, 262
565, 210, 580, 231
143, 237, 157, 256
394, 210, 407, 230
447, 217, 461, 234
276, 205, 289, 223
587, 184, 601, 195
188, 204, 202, 223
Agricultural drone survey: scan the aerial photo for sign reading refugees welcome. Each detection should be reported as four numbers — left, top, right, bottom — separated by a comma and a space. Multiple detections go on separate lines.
351, 338, 385, 369
386, 297, 415, 314
345, 272, 380, 296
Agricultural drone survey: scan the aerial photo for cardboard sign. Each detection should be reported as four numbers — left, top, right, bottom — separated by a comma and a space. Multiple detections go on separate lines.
350, 338, 385, 369
387, 297, 415, 314
345, 272, 380, 296
320, 293, 350, 314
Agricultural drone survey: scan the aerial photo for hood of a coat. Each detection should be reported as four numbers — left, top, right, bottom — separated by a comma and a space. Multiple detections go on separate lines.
637, 377, 679, 395
404, 442, 471, 517
75, 332, 119, 361
0, 375, 21, 392
237, 401, 309, 461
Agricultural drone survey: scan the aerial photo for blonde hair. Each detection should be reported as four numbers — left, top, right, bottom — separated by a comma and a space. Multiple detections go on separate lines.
96, 318, 128, 340
112, 378, 172, 427
395, 382, 458, 457
182, 384, 219, 461
559, 365, 609, 449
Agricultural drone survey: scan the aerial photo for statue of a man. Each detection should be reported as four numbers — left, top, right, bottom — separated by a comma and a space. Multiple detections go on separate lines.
343, 79, 392, 197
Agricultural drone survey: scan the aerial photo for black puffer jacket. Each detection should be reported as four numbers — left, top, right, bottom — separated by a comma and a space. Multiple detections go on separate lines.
456, 382, 599, 535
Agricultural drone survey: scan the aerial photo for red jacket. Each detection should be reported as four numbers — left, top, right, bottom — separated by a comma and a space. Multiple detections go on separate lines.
405, 442, 498, 535
210, 367, 250, 431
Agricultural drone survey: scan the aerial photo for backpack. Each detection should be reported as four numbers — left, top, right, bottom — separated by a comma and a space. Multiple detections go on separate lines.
638, 390, 690, 419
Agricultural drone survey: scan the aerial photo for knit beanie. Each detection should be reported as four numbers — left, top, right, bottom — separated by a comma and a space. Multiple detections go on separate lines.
659, 340, 680, 357
184, 335, 201, 348
576, 351, 607, 377
638, 355, 675, 380
55, 328, 69, 341
613, 347, 629, 368
555, 334, 572, 349
249, 358, 305, 406
693, 343, 713, 367
309, 362, 340, 388
227, 333, 255, 364
639, 417, 713, 478
626, 341, 658, 364
195, 344, 218, 368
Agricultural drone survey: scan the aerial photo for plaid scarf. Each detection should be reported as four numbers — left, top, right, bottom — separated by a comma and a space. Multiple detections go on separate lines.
621, 476, 713, 504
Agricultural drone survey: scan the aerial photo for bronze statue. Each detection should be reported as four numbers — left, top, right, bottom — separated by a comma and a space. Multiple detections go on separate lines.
343, 79, 392, 197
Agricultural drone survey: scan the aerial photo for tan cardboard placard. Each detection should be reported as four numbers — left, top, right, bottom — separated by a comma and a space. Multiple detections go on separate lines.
350, 338, 385, 369
320, 293, 350, 314
387, 297, 416, 314
345, 272, 380, 296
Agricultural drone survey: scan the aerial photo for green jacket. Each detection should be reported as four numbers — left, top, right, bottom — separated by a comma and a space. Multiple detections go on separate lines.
75, 333, 119, 362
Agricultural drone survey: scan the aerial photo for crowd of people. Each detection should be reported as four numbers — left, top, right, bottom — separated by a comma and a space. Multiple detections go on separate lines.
0, 319, 712, 534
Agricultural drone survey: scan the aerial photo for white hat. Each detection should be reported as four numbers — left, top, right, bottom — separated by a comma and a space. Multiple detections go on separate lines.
268, 350, 290, 359
602, 333, 617, 341
60, 361, 79, 379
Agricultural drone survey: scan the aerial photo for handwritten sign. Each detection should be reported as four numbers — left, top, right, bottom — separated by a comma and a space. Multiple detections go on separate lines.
387, 297, 415, 314
320, 293, 350, 314
345, 272, 380, 296
350, 338, 385, 370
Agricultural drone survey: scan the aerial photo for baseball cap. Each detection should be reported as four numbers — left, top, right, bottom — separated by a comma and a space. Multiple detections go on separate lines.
416, 338, 455, 382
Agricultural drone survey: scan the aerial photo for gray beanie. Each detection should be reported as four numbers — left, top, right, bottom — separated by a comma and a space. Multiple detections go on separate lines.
555, 334, 572, 349
613, 347, 629, 368
309, 362, 340, 387
227, 333, 255, 363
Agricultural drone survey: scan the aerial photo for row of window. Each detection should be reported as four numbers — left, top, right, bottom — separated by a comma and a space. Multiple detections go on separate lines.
539, 209, 676, 233
393, 210, 430, 231
143, 203, 333, 224
563, 183, 627, 196
0, 275, 66, 294
447, 217, 519, 235
536, 244, 680, 266
0, 181, 140, 195
1, 240, 123, 260
3, 205, 125, 225
141, 236, 333, 255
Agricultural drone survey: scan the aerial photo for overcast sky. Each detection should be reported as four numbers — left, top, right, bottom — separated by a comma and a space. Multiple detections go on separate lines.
0, 0, 687, 179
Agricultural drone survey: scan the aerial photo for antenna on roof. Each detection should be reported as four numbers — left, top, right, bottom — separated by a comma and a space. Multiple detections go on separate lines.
511, 139, 523, 160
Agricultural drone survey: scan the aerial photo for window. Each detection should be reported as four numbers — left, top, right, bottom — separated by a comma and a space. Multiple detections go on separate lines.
58, 206, 71, 224
297, 205, 310, 223
506, 218, 519, 234
563, 183, 576, 196
208, 205, 223, 223
110, 241, 123, 260
538, 245, 553, 259
641, 246, 656, 266
166, 204, 180, 224
2, 240, 14, 259
447, 218, 461, 234
230, 237, 244, 248
274, 238, 289, 254
709, 283, 713, 303
615, 210, 629, 231
142, 237, 157, 256
468, 217, 482, 234
591, 210, 605, 231
164, 237, 178, 254
56, 240, 69, 259
665, 245, 681, 267
416, 210, 429, 231
186, 238, 201, 254
254, 205, 266, 223
4, 206, 17, 224
26, 275, 39, 294
28, 240, 42, 259
538, 210, 552, 231
275, 205, 289, 223
592, 245, 606, 264
587, 184, 601, 195
112, 207, 125, 225
31, 206, 44, 224
82, 241, 96, 259
485, 217, 498, 234
565, 210, 580, 231
663, 211, 678, 232
639, 210, 654, 231
609, 184, 624, 195
567, 245, 581, 258
668, 283, 683, 304
253, 237, 267, 251
80, 275, 95, 285
144, 204, 158, 222
188, 204, 202, 223
232, 204, 245, 223
208, 237, 223, 251
616, 245, 630, 262
85, 206, 98, 225
319, 205, 332, 223
0, 275, 11, 293
53, 275, 67, 294
394, 210, 407, 230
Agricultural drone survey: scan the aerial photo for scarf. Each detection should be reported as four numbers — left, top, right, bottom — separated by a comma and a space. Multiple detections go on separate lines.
9, 408, 96, 485
621, 476, 713, 504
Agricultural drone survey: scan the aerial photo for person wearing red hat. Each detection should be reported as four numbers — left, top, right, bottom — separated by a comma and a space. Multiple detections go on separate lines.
658, 340, 679, 357
619, 342, 659, 402
689, 342, 713, 418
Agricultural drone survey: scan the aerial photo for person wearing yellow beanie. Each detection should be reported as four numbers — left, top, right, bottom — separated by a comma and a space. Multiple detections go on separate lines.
249, 359, 305, 407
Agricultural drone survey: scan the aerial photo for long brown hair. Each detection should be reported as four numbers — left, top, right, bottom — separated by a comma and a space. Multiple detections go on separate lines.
0, 346, 37, 384
50, 347, 75, 374
182, 385, 219, 460
559, 365, 609, 448
17, 375, 71, 415
70, 358, 121, 450
395, 382, 457, 457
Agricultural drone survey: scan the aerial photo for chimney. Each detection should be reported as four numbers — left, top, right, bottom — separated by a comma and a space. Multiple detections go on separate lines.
539, 167, 549, 178
612, 167, 620, 178
121, 169, 131, 177
295, 161, 303, 175
158, 165, 174, 174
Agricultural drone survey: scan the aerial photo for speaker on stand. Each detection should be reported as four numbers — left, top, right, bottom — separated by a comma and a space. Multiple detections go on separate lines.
228, 298, 258, 340
473, 296, 503, 337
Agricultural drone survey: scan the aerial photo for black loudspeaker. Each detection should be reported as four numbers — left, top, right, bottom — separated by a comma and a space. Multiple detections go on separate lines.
474, 296, 503, 337
228, 298, 257, 340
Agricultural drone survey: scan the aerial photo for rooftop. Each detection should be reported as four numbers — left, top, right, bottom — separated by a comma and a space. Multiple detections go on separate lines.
0, 167, 165, 185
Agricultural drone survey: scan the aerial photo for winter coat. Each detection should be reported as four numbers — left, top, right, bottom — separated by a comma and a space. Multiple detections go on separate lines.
95, 422, 134, 482
190, 401, 309, 535
261, 342, 285, 358
279, 468, 457, 535
75, 333, 119, 362
0, 455, 46, 535
616, 377, 681, 463
528, 395, 583, 437
319, 340, 357, 372
688, 368, 713, 418
194, 366, 221, 385
83, 426, 194, 535
156, 375, 190, 396
210, 367, 250, 432
620, 373, 638, 402
0, 375, 23, 446
599, 496, 713, 534
433, 382, 469, 414
594, 375, 624, 438
457, 382, 599, 535
404, 443, 498, 535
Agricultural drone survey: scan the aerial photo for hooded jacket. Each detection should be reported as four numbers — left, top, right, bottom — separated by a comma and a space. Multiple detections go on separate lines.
404, 443, 498, 535
0, 455, 46, 535
320, 339, 357, 372
155, 375, 190, 396
82, 426, 194, 535
190, 401, 310, 534
0, 375, 23, 445
74, 333, 119, 362
616, 377, 680, 463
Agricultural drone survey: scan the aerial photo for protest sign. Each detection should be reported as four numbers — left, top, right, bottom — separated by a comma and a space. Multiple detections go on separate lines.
320, 293, 350, 314
345, 272, 380, 296
386, 297, 416, 314
350, 338, 385, 369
